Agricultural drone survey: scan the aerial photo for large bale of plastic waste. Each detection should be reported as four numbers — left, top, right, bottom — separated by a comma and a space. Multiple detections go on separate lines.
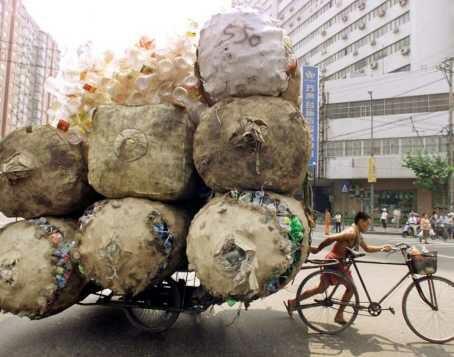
196, 8, 299, 105
0, 218, 86, 319
187, 191, 311, 302
0, 126, 93, 219
88, 104, 195, 201
193, 97, 311, 194
77, 198, 189, 295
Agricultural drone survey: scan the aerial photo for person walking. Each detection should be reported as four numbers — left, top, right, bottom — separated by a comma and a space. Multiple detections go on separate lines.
420, 213, 431, 244
380, 208, 388, 231
324, 209, 332, 236
334, 212, 342, 233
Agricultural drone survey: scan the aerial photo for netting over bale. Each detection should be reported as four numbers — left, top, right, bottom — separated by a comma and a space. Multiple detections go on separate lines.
77, 198, 189, 295
194, 97, 311, 194
0, 218, 86, 319
196, 8, 299, 105
88, 104, 195, 201
187, 191, 311, 302
0, 126, 93, 219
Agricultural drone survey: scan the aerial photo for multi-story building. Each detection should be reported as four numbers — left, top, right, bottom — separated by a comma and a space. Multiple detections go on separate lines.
233, 0, 454, 215
0, 0, 60, 138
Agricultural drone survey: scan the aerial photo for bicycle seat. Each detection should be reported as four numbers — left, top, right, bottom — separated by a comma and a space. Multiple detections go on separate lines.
345, 247, 366, 259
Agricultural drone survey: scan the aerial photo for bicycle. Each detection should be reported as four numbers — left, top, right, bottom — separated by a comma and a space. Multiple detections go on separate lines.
293, 243, 454, 344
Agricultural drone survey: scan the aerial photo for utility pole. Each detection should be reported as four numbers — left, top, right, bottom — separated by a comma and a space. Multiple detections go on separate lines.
440, 58, 454, 211
368, 90, 375, 230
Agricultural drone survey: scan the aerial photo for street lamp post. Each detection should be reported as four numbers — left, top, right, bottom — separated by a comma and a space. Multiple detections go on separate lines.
368, 90, 375, 231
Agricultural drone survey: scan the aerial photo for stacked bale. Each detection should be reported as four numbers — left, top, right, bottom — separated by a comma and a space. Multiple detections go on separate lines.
187, 8, 312, 302
196, 7, 299, 106
0, 218, 86, 319
0, 126, 94, 219
88, 104, 196, 201
76, 198, 189, 295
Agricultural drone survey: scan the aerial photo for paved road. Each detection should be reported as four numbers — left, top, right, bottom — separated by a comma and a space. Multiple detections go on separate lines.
0, 232, 453, 356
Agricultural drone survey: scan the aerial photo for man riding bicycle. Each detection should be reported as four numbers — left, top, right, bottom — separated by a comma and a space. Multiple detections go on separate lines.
284, 212, 393, 325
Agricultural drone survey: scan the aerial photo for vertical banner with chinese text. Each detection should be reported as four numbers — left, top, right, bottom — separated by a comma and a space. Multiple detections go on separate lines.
301, 66, 319, 167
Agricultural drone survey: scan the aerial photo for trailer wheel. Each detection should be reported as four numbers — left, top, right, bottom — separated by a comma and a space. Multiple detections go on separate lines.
124, 279, 181, 333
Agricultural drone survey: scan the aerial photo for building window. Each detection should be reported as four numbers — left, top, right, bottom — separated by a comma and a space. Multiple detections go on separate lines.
383, 138, 399, 155
327, 141, 344, 157
345, 140, 362, 156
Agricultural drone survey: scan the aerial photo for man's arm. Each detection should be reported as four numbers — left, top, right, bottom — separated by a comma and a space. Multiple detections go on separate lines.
360, 239, 392, 253
312, 231, 355, 254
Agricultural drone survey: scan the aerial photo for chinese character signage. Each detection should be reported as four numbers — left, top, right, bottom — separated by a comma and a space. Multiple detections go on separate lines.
301, 66, 319, 167
368, 156, 377, 183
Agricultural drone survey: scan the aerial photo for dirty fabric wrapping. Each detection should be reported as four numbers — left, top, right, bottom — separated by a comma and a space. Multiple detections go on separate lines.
88, 104, 196, 201
186, 191, 310, 301
194, 97, 311, 194
0, 126, 93, 219
196, 8, 299, 106
0, 218, 86, 319
77, 198, 189, 295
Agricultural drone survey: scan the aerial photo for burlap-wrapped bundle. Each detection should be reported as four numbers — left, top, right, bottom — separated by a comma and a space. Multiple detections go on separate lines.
187, 191, 310, 301
196, 8, 299, 106
88, 104, 195, 201
77, 198, 189, 295
194, 97, 311, 194
0, 218, 86, 319
0, 126, 92, 219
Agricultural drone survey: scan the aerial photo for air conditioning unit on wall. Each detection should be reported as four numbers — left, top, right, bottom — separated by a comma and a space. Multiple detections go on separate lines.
342, 33, 348, 40
353, 50, 359, 57
359, 1, 366, 10
342, 14, 348, 22
393, 27, 400, 34
378, 8, 386, 17
321, 48, 328, 55
400, 0, 408, 7
401, 47, 410, 56
370, 62, 378, 70
358, 22, 366, 30
370, 39, 377, 47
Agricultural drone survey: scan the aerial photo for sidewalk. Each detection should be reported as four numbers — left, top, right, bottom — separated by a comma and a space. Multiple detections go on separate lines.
315, 225, 402, 236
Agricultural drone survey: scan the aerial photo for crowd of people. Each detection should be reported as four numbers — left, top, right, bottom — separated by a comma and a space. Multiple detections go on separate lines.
322, 208, 454, 242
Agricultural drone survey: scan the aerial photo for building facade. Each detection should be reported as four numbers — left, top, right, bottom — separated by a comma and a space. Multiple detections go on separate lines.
0, 0, 60, 138
233, 0, 454, 216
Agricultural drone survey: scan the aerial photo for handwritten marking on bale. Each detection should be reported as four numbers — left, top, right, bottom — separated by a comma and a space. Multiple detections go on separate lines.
197, 8, 298, 105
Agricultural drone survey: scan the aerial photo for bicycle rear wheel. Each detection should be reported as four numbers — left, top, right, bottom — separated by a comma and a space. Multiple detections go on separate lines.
295, 269, 359, 334
402, 275, 454, 344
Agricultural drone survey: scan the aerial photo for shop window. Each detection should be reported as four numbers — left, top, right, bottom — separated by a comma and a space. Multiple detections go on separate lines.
345, 140, 362, 156
383, 138, 399, 155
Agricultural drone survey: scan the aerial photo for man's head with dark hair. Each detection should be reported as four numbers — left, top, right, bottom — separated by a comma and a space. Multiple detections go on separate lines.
354, 211, 371, 232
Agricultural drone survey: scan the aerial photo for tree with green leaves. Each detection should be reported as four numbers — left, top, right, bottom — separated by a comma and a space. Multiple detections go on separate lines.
402, 152, 454, 192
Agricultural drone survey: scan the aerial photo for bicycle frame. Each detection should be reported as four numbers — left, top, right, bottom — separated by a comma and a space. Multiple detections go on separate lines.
324, 249, 439, 311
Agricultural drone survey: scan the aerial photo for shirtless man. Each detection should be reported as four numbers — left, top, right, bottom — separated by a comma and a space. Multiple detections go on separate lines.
284, 211, 393, 325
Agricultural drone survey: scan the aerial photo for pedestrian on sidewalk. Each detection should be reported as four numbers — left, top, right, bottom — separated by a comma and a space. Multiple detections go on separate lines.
334, 212, 342, 233
393, 208, 401, 228
380, 208, 388, 231
420, 213, 431, 244
324, 209, 332, 236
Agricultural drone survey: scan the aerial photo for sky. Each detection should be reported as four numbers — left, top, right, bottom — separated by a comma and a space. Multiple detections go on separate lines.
22, 0, 231, 53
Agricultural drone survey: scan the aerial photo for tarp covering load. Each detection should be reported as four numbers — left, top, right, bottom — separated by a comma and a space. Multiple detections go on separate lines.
88, 104, 195, 200
0, 218, 86, 319
187, 191, 310, 301
77, 198, 189, 295
196, 8, 299, 106
0, 126, 93, 219
194, 97, 311, 194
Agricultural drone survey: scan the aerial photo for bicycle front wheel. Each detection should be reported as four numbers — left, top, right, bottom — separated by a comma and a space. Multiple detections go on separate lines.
295, 269, 359, 334
402, 275, 454, 344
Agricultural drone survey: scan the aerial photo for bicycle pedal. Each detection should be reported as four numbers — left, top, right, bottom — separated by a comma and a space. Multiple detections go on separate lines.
389, 307, 395, 315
